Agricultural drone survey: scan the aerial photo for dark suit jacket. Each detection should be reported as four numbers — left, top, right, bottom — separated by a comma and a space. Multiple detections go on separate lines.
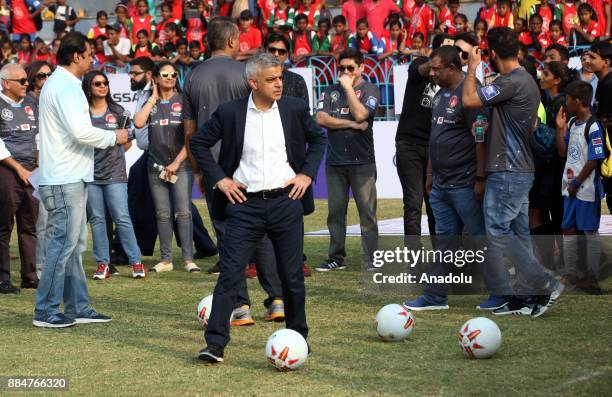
190, 95, 327, 220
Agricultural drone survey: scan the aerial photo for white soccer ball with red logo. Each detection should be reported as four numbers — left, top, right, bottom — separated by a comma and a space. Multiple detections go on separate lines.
458, 317, 502, 359
196, 295, 213, 327
265, 329, 309, 371
375, 304, 415, 342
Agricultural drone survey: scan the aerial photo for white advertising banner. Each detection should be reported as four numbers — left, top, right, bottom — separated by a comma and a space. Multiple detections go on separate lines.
373, 121, 402, 198
393, 64, 409, 115
288, 67, 315, 111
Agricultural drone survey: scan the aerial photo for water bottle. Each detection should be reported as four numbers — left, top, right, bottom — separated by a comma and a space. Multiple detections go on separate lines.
474, 115, 486, 143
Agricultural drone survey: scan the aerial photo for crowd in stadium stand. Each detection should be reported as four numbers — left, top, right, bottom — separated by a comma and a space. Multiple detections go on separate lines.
0, 0, 609, 70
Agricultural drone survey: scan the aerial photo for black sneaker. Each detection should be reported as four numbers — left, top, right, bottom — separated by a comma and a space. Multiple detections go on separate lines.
531, 281, 565, 318
110, 250, 129, 266
20, 280, 38, 289
492, 296, 533, 316
0, 281, 20, 294
207, 262, 221, 275
315, 259, 346, 272
108, 265, 120, 276
198, 345, 224, 363
33, 314, 76, 328
74, 310, 112, 324
193, 249, 219, 259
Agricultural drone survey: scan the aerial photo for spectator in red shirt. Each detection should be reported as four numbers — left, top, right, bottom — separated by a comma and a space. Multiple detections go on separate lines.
454, 14, 469, 34
33, 37, 51, 62
476, 0, 496, 24
217, 0, 234, 17
295, 0, 321, 30
131, 0, 156, 44
16, 34, 33, 65
474, 19, 488, 51
130, 29, 162, 61
571, 3, 601, 45
342, 0, 367, 33
163, 22, 180, 46
514, 16, 528, 34
363, 0, 400, 39
518, 14, 551, 59
290, 13, 317, 63
435, 0, 455, 35
406, 0, 434, 46
549, 19, 568, 46
530, 0, 555, 32
237, 10, 263, 60
379, 18, 405, 59
586, 0, 608, 36
115, 4, 132, 39
331, 15, 355, 56
87, 10, 109, 39
489, 0, 513, 29
158, 2, 182, 46
11, 0, 49, 42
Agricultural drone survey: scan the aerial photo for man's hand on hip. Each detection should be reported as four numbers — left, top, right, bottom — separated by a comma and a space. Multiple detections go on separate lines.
217, 177, 247, 204
285, 174, 312, 200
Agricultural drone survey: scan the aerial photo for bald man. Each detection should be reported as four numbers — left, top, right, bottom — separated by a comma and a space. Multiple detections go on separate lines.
0, 63, 40, 294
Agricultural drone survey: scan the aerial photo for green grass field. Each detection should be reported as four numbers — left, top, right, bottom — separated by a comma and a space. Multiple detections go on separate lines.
1, 199, 611, 396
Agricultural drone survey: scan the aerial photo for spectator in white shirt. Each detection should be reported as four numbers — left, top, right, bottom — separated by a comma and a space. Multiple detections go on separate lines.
103, 23, 131, 67
33, 32, 128, 329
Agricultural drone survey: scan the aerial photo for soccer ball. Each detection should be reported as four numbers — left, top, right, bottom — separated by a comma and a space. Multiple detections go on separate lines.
265, 329, 309, 371
196, 295, 213, 327
374, 304, 415, 342
458, 317, 502, 359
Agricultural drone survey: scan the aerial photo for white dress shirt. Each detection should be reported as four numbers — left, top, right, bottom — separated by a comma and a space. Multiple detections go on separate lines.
233, 94, 295, 192
38, 66, 117, 185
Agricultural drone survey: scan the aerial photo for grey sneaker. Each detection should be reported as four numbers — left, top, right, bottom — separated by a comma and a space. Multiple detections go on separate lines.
264, 299, 285, 322
230, 305, 255, 326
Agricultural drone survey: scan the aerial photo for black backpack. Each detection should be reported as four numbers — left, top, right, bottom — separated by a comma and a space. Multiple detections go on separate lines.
28, 4, 43, 31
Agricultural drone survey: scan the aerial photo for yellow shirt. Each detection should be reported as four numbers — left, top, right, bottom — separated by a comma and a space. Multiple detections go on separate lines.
516, 0, 540, 21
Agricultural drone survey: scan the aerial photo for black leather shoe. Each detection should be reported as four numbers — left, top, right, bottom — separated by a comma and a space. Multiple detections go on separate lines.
198, 345, 224, 363
20, 280, 38, 289
0, 281, 21, 294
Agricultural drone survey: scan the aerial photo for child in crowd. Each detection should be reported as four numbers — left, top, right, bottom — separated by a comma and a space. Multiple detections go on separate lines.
314, 18, 333, 55
268, 0, 295, 31
476, 0, 496, 24
130, 29, 161, 60
163, 22, 180, 46
514, 17, 528, 34
434, 0, 454, 35
403, 31, 430, 57
556, 81, 605, 292
50, 37, 60, 65
237, 10, 263, 60
172, 38, 195, 67
92, 36, 107, 69
570, 3, 601, 45
87, 10, 109, 39
48, 0, 80, 38
185, 7, 207, 50
379, 18, 405, 59
354, 17, 382, 55
489, 0, 513, 29
33, 37, 51, 62
518, 14, 551, 59
530, 0, 555, 32
131, 0, 156, 43
406, 0, 434, 46
549, 19, 568, 46
295, 0, 321, 30
474, 19, 488, 46
157, 2, 181, 46
554, 0, 580, 35
290, 13, 318, 63
115, 4, 131, 39
189, 40, 204, 62
331, 15, 355, 56
454, 13, 469, 33
17, 34, 33, 65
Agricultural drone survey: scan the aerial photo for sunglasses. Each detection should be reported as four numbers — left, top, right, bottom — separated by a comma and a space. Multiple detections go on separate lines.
160, 71, 177, 79
36, 72, 52, 80
93, 80, 109, 87
3, 78, 28, 86
454, 46, 469, 60
267, 46, 288, 56
338, 65, 356, 73
128, 70, 145, 77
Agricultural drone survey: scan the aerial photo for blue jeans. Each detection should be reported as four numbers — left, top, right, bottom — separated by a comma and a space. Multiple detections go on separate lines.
35, 201, 48, 266
423, 184, 511, 303
34, 182, 94, 321
484, 172, 554, 295
148, 169, 194, 261
87, 183, 141, 265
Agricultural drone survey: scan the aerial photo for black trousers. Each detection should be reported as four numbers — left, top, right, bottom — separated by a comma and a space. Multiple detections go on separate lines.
205, 194, 307, 348
117, 152, 217, 257
395, 141, 436, 241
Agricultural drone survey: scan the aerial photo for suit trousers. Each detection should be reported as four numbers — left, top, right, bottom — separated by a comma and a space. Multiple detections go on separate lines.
205, 194, 307, 348
0, 165, 38, 283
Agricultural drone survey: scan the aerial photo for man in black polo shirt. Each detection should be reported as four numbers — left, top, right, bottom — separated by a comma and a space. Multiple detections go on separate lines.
394, 34, 450, 247
0, 64, 39, 294
315, 48, 379, 271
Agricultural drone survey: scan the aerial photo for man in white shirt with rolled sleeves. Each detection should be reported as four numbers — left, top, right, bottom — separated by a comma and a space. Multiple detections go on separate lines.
33, 32, 128, 328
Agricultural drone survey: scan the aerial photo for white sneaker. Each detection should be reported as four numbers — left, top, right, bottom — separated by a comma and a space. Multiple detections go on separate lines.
151, 262, 173, 273
184, 262, 201, 273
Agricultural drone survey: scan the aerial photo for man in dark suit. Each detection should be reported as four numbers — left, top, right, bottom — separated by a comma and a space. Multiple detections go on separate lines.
191, 53, 326, 363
